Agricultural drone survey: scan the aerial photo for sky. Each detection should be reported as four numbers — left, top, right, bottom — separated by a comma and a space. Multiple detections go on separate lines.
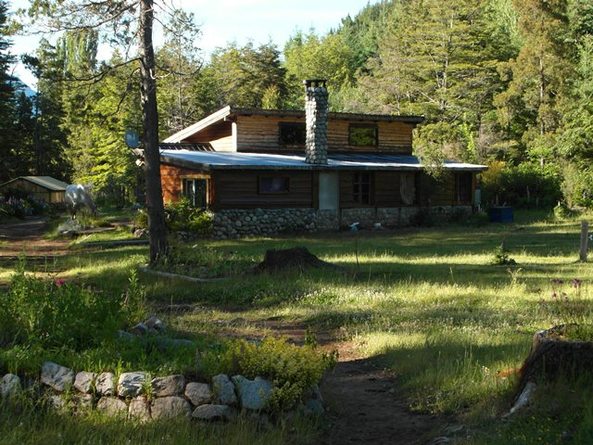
9, 0, 376, 88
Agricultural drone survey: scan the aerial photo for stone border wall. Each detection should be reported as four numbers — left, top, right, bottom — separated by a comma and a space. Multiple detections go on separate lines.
212, 206, 472, 239
1, 361, 323, 422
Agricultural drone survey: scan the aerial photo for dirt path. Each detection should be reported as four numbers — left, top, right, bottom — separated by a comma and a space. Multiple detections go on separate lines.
0, 217, 70, 258
320, 352, 443, 445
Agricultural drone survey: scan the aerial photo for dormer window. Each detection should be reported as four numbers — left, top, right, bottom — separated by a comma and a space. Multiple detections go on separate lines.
349, 124, 378, 147
279, 122, 306, 145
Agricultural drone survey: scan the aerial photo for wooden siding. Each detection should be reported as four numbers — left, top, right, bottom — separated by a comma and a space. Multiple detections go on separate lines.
185, 121, 235, 151
160, 163, 211, 204
235, 114, 413, 153
416, 173, 457, 206
212, 170, 314, 210
0, 179, 65, 203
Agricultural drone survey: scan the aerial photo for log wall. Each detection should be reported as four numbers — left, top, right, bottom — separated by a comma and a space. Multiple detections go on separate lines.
185, 121, 234, 151
212, 170, 314, 209
235, 115, 413, 153
160, 163, 211, 204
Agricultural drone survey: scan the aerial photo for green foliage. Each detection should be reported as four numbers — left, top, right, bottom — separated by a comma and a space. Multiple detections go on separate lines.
165, 198, 213, 235
200, 337, 335, 412
490, 242, 516, 265
481, 162, 561, 208
0, 265, 145, 351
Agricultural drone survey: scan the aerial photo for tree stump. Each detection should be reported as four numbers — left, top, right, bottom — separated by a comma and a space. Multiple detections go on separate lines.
253, 247, 338, 273
516, 325, 593, 402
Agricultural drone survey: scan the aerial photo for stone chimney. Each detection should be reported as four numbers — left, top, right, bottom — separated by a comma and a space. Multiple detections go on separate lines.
304, 79, 328, 165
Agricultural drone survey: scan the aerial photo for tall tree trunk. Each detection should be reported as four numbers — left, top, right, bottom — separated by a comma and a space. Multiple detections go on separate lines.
139, 0, 168, 264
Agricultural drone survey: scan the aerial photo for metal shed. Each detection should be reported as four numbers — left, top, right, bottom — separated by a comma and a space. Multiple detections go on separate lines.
0, 176, 69, 203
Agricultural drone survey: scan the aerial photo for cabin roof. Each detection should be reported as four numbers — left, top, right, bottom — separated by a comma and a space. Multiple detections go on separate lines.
163, 105, 425, 143
0, 176, 69, 191
160, 150, 487, 172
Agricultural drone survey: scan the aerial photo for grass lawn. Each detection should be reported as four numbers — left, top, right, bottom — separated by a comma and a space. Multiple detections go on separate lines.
2, 209, 593, 443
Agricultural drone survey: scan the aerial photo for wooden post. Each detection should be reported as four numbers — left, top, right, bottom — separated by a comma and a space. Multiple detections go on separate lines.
579, 220, 589, 262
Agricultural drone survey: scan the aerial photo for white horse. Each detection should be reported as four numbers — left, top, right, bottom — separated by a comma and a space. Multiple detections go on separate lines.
65, 184, 97, 219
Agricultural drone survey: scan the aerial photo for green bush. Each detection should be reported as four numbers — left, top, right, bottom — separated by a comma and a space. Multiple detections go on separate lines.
410, 208, 434, 227
200, 337, 336, 412
133, 208, 148, 229
165, 198, 213, 235
560, 163, 593, 208
0, 265, 145, 350
481, 162, 562, 208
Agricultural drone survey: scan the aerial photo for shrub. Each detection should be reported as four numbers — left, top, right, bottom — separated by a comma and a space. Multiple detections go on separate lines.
410, 208, 434, 227
490, 242, 516, 266
481, 161, 561, 208
133, 208, 148, 229
0, 265, 145, 350
467, 210, 489, 226
200, 337, 336, 412
560, 163, 593, 209
165, 198, 213, 236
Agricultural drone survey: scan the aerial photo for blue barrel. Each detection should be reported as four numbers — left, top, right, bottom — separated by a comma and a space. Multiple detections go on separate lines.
489, 206, 513, 223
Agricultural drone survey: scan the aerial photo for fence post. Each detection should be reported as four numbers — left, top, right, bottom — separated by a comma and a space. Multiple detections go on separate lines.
579, 220, 589, 262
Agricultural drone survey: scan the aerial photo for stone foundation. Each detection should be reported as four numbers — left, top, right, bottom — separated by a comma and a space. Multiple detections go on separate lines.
212, 206, 472, 238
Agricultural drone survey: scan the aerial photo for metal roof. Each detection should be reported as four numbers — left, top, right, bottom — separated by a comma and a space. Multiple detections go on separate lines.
0, 176, 69, 191
160, 150, 487, 172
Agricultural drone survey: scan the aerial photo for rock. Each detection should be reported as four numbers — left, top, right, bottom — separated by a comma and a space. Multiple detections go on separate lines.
48, 394, 67, 411
185, 382, 212, 406
231, 375, 272, 411
212, 374, 237, 406
428, 437, 451, 445
74, 393, 94, 411
303, 398, 324, 416
0, 374, 21, 399
74, 371, 96, 394
96, 372, 116, 396
130, 322, 149, 336
145, 315, 165, 331
129, 396, 151, 422
155, 337, 196, 351
151, 396, 191, 420
151, 375, 185, 397
41, 361, 74, 392
117, 330, 135, 341
191, 404, 235, 422
97, 397, 128, 416
118, 372, 146, 397
506, 381, 537, 417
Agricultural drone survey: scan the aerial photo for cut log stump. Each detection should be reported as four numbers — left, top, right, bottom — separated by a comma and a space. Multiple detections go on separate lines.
253, 247, 339, 273
516, 325, 593, 403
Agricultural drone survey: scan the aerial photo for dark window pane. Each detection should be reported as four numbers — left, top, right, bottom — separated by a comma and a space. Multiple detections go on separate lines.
279, 123, 306, 145
259, 176, 290, 193
181, 178, 207, 209
349, 125, 377, 146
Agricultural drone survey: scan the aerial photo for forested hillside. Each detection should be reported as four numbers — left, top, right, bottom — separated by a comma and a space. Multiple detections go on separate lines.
0, 0, 592, 209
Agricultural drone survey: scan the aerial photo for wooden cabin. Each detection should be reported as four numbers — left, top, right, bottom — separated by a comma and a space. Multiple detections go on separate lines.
0, 176, 69, 203
158, 81, 486, 237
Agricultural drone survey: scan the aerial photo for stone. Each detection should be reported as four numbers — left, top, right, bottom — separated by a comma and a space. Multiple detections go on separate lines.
0, 373, 21, 399
145, 315, 165, 332
191, 404, 235, 422
48, 394, 67, 411
129, 396, 151, 422
231, 375, 273, 411
97, 397, 128, 416
130, 322, 149, 336
151, 375, 185, 397
212, 374, 237, 405
118, 372, 146, 397
151, 396, 191, 420
117, 330, 135, 341
74, 371, 96, 394
155, 337, 196, 351
96, 372, 116, 396
41, 361, 74, 392
185, 382, 212, 406
74, 393, 94, 410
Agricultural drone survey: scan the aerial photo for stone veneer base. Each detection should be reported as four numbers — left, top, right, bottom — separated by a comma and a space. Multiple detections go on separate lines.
212, 206, 472, 239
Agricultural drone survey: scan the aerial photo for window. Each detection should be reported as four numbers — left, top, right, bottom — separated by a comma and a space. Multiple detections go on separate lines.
353, 173, 372, 205
456, 172, 473, 204
349, 124, 378, 147
182, 178, 207, 209
259, 176, 290, 194
279, 122, 306, 145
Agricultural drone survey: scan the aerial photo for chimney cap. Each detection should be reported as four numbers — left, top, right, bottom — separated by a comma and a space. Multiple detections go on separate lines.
303, 79, 327, 88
